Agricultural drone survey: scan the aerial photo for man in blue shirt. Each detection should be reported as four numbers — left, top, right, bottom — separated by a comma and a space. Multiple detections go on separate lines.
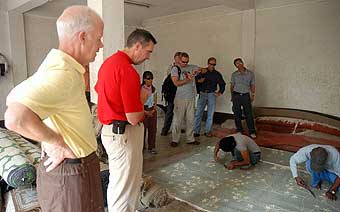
230, 58, 256, 138
290, 144, 340, 201
194, 57, 226, 137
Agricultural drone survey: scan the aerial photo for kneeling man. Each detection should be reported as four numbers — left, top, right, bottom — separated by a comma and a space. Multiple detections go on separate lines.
214, 133, 261, 170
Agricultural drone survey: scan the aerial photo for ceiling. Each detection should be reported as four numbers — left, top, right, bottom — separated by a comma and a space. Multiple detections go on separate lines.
25, 0, 254, 25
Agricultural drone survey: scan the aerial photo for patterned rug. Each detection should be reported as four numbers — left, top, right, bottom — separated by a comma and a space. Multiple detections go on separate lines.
5, 186, 40, 212
0, 128, 40, 188
146, 145, 340, 212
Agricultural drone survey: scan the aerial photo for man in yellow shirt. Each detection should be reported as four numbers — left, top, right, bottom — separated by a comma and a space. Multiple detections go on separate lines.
5, 6, 104, 212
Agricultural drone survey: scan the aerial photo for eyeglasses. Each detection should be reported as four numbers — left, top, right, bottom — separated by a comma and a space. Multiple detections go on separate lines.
145, 77, 153, 80
208, 63, 216, 66
181, 60, 189, 64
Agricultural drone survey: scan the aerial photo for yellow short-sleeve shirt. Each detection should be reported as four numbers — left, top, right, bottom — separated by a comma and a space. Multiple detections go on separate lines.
7, 49, 97, 157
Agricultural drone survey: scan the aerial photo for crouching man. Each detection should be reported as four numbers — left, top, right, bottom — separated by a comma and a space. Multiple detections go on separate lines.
290, 144, 340, 201
214, 133, 261, 170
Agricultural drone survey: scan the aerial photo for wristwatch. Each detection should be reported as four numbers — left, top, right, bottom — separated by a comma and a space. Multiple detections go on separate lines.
331, 190, 336, 195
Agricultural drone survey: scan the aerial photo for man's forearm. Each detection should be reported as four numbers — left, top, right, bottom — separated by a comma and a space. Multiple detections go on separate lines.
233, 160, 250, 167
126, 111, 144, 125
174, 78, 189, 87
230, 84, 234, 93
5, 102, 59, 144
250, 85, 255, 94
289, 159, 299, 178
330, 177, 340, 193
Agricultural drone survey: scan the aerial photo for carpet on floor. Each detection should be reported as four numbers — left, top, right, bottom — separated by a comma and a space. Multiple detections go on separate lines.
147, 145, 340, 212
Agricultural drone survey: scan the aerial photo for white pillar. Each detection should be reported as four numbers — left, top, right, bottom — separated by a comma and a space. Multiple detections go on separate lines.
88, 0, 125, 104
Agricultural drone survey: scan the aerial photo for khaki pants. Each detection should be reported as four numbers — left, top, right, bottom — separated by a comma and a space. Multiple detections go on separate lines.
172, 98, 195, 143
37, 152, 104, 212
101, 123, 144, 212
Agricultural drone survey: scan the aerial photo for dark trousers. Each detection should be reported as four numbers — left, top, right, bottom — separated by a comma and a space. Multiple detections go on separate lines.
161, 101, 174, 134
232, 92, 256, 134
37, 152, 104, 212
144, 110, 157, 149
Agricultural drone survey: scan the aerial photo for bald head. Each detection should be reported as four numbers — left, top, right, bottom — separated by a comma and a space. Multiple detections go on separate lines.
56, 5, 103, 40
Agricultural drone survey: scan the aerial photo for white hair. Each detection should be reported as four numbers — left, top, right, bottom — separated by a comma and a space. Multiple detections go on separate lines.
56, 5, 101, 39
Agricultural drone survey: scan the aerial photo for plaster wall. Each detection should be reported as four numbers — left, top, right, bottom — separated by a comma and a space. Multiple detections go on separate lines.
24, 13, 58, 76
23, 13, 142, 100
143, 6, 255, 113
2, 0, 339, 119
255, 0, 340, 117
143, 1, 340, 117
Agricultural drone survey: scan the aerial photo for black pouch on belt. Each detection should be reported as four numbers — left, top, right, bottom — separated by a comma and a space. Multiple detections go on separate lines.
112, 120, 127, 134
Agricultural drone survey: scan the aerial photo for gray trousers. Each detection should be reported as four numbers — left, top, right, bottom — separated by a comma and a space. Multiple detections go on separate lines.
172, 98, 195, 143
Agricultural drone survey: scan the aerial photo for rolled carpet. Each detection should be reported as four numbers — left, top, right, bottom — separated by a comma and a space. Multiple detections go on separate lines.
0, 128, 40, 188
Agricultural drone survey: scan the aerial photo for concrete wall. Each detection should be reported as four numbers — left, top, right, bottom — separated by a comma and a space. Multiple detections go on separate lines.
0, 11, 14, 120
143, 0, 340, 117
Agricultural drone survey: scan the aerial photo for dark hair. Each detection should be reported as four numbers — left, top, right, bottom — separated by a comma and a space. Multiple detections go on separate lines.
127, 28, 157, 48
208, 57, 216, 64
180, 52, 189, 59
219, 136, 236, 152
174, 52, 182, 58
141, 71, 155, 93
233, 58, 243, 66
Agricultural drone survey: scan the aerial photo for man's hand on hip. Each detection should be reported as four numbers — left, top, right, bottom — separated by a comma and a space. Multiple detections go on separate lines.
42, 135, 76, 172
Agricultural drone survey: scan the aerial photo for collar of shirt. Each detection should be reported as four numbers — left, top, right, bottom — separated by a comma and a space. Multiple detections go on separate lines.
117, 50, 133, 64
49, 49, 85, 74
237, 68, 248, 74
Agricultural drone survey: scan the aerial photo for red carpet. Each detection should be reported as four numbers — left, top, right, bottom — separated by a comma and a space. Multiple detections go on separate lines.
212, 118, 340, 153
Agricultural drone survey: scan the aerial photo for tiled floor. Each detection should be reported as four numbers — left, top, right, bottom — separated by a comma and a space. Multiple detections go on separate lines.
141, 115, 340, 212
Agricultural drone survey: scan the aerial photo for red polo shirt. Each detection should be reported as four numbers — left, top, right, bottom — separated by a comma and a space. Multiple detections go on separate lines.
95, 51, 143, 124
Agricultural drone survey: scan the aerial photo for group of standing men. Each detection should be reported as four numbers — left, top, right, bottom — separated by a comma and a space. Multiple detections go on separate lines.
161, 52, 257, 147
5, 5, 157, 212
3, 4, 259, 212
3, 5, 338, 212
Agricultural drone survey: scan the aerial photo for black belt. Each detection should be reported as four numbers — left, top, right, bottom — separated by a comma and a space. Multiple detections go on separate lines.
201, 90, 214, 93
64, 152, 97, 164
233, 91, 249, 96
111, 120, 130, 125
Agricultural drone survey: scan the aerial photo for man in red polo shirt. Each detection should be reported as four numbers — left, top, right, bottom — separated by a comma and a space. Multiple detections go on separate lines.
95, 29, 157, 212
